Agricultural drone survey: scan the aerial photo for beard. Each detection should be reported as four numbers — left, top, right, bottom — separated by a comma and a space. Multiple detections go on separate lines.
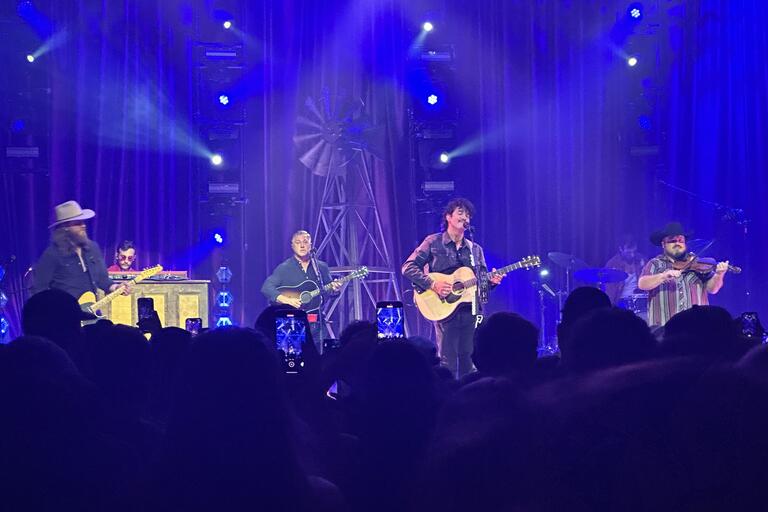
665, 246, 688, 261
68, 229, 90, 247
53, 226, 90, 253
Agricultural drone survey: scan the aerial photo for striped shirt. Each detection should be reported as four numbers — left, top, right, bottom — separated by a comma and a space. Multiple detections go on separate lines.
641, 255, 713, 327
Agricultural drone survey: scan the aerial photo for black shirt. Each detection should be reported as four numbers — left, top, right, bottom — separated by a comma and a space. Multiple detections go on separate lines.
261, 256, 334, 303
31, 241, 114, 299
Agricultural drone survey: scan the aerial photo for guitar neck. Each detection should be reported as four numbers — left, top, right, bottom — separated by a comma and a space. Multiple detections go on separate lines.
463, 263, 522, 287
91, 278, 137, 310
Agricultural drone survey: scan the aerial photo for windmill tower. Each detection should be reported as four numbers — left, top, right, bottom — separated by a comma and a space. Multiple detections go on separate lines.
294, 92, 401, 337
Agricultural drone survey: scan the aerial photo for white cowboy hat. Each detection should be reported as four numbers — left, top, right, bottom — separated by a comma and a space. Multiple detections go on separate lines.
48, 200, 96, 229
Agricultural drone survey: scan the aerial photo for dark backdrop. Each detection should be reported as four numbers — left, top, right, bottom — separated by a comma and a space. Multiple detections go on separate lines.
2, 0, 766, 336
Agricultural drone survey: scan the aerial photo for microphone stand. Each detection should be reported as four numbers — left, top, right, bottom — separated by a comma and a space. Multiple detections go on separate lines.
658, 179, 752, 308
308, 249, 326, 354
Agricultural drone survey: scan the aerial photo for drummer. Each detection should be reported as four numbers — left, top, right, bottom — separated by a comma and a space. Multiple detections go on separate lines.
604, 234, 647, 308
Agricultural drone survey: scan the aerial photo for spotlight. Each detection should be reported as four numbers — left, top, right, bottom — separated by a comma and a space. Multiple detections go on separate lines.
439, 152, 450, 164
627, 3, 643, 20
539, 269, 550, 278
627, 56, 638, 67
213, 232, 224, 245
223, 20, 232, 29
26, 54, 35, 63
637, 115, 652, 131
11, 119, 26, 133
427, 94, 438, 105
422, 21, 434, 32
210, 154, 223, 166
218, 94, 230, 105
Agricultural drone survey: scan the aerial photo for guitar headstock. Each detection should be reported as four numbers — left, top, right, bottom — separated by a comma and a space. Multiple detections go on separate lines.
134, 265, 164, 283
519, 255, 541, 269
351, 266, 369, 279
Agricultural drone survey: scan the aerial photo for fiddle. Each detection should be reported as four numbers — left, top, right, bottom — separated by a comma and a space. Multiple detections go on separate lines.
670, 254, 742, 275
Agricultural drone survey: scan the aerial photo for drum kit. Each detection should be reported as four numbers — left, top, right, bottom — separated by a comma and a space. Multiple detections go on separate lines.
545, 251, 649, 320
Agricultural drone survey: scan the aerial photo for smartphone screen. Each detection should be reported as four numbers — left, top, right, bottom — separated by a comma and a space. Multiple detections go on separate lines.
275, 310, 307, 373
185, 317, 202, 335
376, 301, 405, 340
740, 312, 760, 338
138, 297, 154, 321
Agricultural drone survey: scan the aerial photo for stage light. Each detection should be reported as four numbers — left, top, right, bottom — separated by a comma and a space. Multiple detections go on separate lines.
427, 94, 438, 105
627, 3, 643, 20
0, 315, 9, 340
223, 20, 232, 29
637, 115, 652, 131
216, 290, 234, 308
26, 54, 34, 63
215, 316, 233, 327
0, 290, 8, 309
422, 21, 434, 32
627, 56, 638, 67
216, 266, 233, 284
539, 269, 550, 278
210, 154, 223, 166
11, 119, 26, 133
213, 232, 224, 245
218, 94, 229, 105
439, 152, 450, 164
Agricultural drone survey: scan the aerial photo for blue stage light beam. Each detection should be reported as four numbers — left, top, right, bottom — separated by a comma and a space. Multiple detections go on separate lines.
422, 21, 434, 32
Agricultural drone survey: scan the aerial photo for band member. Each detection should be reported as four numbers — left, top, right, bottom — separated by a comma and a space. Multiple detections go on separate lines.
604, 234, 647, 305
31, 201, 130, 299
638, 222, 728, 327
261, 230, 340, 346
108, 240, 137, 272
402, 198, 503, 378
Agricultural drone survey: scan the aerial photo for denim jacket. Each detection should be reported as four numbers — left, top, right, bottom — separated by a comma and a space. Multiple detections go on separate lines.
401, 232, 489, 293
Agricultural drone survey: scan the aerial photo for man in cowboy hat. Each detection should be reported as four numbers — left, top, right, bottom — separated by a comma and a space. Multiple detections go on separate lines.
638, 221, 728, 327
30, 200, 129, 300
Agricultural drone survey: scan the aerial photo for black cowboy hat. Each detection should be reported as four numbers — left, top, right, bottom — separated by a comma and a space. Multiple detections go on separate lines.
649, 221, 694, 246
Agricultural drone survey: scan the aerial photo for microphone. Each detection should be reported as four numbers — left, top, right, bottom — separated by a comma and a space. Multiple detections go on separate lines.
309, 248, 317, 256
464, 221, 475, 233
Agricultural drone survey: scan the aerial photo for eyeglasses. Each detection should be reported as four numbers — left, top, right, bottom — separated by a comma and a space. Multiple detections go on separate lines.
118, 254, 136, 261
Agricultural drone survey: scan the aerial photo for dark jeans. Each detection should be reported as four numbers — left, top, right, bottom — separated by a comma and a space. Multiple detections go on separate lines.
434, 305, 477, 378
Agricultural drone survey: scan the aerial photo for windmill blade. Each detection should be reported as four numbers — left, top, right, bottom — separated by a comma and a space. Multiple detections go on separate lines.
296, 114, 325, 131
298, 139, 329, 174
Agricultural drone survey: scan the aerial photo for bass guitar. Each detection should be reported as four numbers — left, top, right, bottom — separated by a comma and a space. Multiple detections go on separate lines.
78, 265, 163, 322
276, 266, 369, 312
414, 256, 541, 321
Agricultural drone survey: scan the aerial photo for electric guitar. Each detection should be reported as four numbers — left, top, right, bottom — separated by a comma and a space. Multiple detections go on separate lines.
413, 256, 541, 321
276, 266, 369, 313
77, 265, 164, 322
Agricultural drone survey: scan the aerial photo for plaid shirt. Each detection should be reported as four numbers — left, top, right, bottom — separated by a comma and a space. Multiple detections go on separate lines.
641, 255, 713, 327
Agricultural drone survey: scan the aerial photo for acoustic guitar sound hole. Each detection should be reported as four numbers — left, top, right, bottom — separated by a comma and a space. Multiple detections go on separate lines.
300, 291, 313, 304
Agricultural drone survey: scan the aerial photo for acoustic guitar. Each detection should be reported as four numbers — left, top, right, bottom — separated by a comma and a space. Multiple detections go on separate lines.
276, 266, 369, 313
78, 265, 163, 322
414, 256, 541, 321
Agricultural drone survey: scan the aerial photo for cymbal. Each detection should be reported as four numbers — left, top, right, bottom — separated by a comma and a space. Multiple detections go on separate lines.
548, 251, 588, 270
574, 267, 628, 284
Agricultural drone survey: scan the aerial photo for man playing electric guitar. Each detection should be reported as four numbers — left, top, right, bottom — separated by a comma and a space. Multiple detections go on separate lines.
261, 230, 341, 348
402, 198, 503, 378
31, 201, 132, 301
